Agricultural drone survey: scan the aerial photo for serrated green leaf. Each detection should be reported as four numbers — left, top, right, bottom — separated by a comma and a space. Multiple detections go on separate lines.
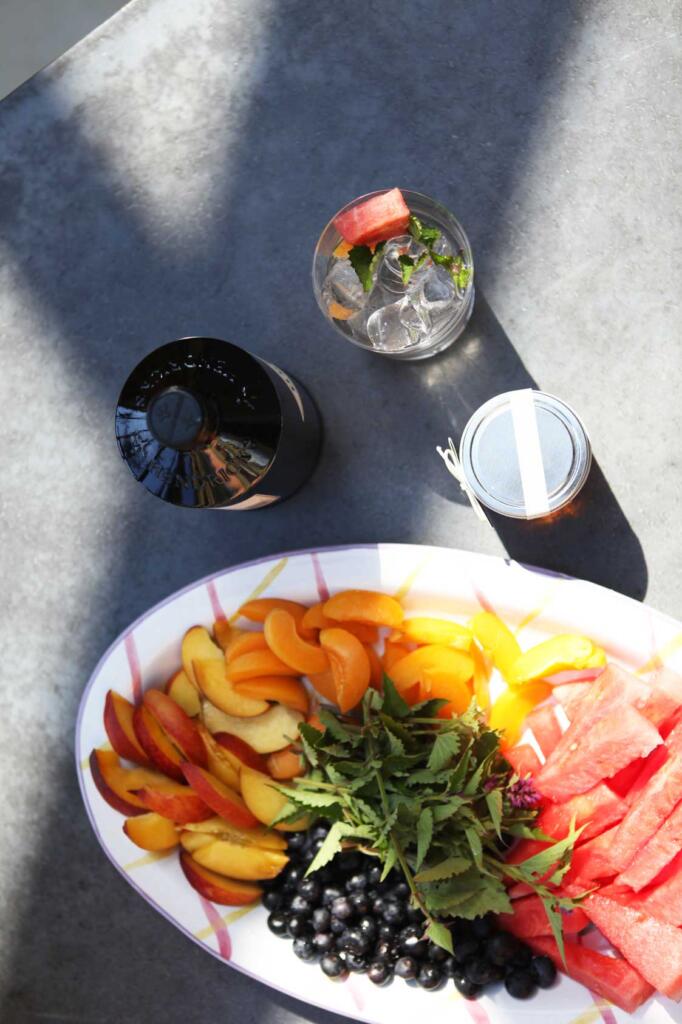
540, 895, 566, 966
432, 796, 467, 822
420, 225, 440, 246
368, 240, 386, 277
447, 882, 512, 920
457, 266, 472, 289
348, 245, 374, 292
431, 251, 454, 269
385, 729, 405, 757
415, 856, 472, 882
317, 709, 355, 745
382, 677, 410, 718
409, 698, 450, 718
268, 800, 308, 827
428, 731, 461, 772
408, 214, 423, 240
380, 843, 398, 881
275, 786, 343, 810
398, 254, 416, 285
516, 819, 585, 882
297, 722, 322, 765
416, 808, 434, 870
426, 919, 453, 954
306, 821, 356, 875
485, 789, 503, 839
465, 826, 483, 870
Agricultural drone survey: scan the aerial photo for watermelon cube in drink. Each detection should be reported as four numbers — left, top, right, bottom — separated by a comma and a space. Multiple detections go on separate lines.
313, 189, 474, 360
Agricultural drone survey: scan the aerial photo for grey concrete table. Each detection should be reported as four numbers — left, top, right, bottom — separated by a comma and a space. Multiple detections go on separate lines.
1, 1, 680, 1021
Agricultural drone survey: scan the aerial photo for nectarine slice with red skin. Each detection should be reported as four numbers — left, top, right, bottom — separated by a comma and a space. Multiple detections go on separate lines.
227, 649, 301, 682
123, 812, 180, 851
239, 766, 309, 831
143, 688, 207, 767
181, 625, 223, 688
213, 733, 268, 774
264, 609, 330, 676
196, 724, 241, 789
323, 590, 404, 628
132, 782, 214, 824
319, 628, 371, 713
225, 631, 268, 663
89, 748, 173, 816
389, 645, 475, 695
132, 705, 186, 781
165, 669, 201, 717
213, 620, 232, 652
364, 644, 383, 690
103, 690, 151, 767
233, 676, 310, 716
180, 851, 262, 905
191, 838, 289, 881
266, 746, 305, 779
181, 763, 259, 829
194, 659, 268, 717
181, 816, 288, 851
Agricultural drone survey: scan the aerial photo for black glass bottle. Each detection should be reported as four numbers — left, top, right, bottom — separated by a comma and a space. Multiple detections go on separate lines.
115, 337, 321, 509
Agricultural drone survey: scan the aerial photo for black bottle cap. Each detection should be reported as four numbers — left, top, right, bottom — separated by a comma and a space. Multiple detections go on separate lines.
147, 387, 206, 449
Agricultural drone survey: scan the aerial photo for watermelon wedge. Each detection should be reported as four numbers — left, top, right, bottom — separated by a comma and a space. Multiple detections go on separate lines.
608, 749, 682, 872
552, 681, 592, 719
640, 667, 682, 727
536, 665, 651, 798
536, 703, 661, 802
617, 798, 682, 890
623, 743, 670, 806
638, 848, 682, 925
537, 782, 627, 842
505, 743, 542, 777
579, 892, 682, 1000
662, 705, 682, 740
498, 894, 588, 938
527, 935, 654, 1014
561, 824, 620, 886
333, 188, 410, 247
526, 704, 563, 759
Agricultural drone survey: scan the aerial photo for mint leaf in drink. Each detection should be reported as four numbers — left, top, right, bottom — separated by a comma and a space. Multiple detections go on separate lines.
399, 251, 428, 285
348, 244, 374, 292
409, 213, 441, 248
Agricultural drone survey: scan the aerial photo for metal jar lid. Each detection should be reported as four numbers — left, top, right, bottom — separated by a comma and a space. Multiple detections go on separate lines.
459, 389, 592, 520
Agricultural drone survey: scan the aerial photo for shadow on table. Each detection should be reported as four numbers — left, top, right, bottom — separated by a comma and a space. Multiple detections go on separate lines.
419, 293, 648, 599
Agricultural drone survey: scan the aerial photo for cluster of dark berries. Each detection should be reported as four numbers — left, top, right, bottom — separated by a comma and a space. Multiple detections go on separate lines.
263, 822, 556, 999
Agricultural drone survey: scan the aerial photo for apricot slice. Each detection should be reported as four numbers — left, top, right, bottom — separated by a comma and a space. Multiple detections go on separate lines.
264, 609, 329, 676
420, 671, 472, 719
382, 641, 414, 674
213, 620, 233, 651
233, 676, 310, 716
266, 747, 305, 779
343, 622, 380, 644
225, 631, 268, 663
389, 646, 475, 695
328, 301, 354, 320
123, 812, 179, 851
365, 644, 383, 690
302, 603, 335, 631
308, 669, 337, 704
402, 617, 473, 649
238, 598, 307, 622
506, 635, 598, 687
470, 612, 522, 681
488, 682, 553, 748
323, 590, 404, 628
194, 659, 268, 717
227, 649, 301, 682
319, 628, 371, 713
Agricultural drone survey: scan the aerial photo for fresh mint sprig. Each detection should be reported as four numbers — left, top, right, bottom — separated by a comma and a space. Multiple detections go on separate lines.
273, 680, 584, 958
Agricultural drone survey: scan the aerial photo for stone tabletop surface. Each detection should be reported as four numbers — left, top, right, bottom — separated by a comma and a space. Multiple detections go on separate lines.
1, 1, 680, 1021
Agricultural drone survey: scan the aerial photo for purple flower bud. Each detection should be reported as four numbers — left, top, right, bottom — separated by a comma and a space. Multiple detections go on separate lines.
507, 777, 542, 809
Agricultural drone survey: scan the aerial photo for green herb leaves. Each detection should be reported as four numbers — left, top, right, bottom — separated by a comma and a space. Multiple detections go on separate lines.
276, 682, 580, 951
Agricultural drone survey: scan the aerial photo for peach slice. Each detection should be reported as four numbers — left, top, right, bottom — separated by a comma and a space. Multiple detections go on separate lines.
233, 676, 310, 716
181, 816, 288, 851
419, 671, 472, 718
103, 690, 151, 767
181, 763, 259, 829
266, 747, 305, 780
132, 705, 185, 781
365, 645, 383, 690
212, 732, 268, 774
308, 669, 337, 704
194, 659, 268, 717
165, 669, 201, 717
389, 645, 475, 695
202, 701, 304, 754
132, 781, 214, 824
190, 837, 289, 881
213, 619, 233, 651
197, 724, 241, 789
470, 612, 522, 682
240, 766, 309, 831
225, 631, 268, 663
181, 625, 223, 688
180, 851, 262, 905
323, 589, 403, 628
89, 748, 169, 816
123, 812, 180, 851
264, 609, 330, 676
319, 628, 371, 712
227, 649, 301, 682
402, 617, 473, 649
489, 682, 553, 748
143, 688, 207, 766
179, 830, 215, 853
